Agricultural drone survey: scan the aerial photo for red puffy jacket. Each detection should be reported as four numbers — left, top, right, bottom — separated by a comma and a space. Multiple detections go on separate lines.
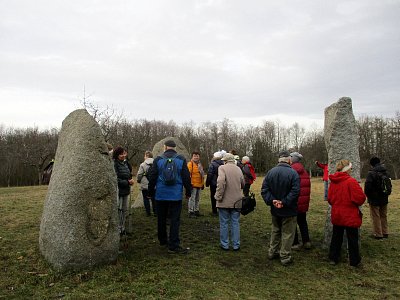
291, 162, 311, 213
328, 172, 366, 228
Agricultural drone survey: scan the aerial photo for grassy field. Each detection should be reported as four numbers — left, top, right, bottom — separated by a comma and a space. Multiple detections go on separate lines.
1, 178, 400, 299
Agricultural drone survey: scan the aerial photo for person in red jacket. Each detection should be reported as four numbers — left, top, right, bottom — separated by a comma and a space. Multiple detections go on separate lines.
315, 161, 329, 201
328, 159, 366, 267
290, 152, 312, 250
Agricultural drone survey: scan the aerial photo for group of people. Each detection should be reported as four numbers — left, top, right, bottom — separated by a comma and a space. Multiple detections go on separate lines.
112, 141, 392, 267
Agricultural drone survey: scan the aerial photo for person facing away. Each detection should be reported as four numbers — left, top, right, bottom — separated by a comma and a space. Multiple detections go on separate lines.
113, 146, 134, 235
205, 151, 224, 216
214, 153, 244, 251
187, 151, 205, 217
148, 140, 192, 254
261, 150, 300, 266
328, 159, 366, 267
290, 152, 312, 250
241, 156, 256, 197
137, 151, 156, 216
315, 160, 329, 201
364, 156, 390, 239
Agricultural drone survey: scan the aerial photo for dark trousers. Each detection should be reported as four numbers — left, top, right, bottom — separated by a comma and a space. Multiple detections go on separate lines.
243, 183, 251, 197
210, 185, 218, 214
156, 200, 182, 250
142, 189, 156, 215
293, 212, 310, 244
329, 225, 361, 266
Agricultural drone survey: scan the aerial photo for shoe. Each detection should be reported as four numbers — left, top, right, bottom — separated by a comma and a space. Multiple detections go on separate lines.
189, 212, 196, 218
233, 247, 240, 252
383, 234, 389, 238
168, 246, 189, 254
291, 243, 302, 251
268, 253, 279, 260
212, 212, 218, 216
329, 260, 338, 266
220, 245, 229, 251
281, 257, 293, 266
194, 211, 202, 217
304, 242, 312, 250
375, 236, 383, 240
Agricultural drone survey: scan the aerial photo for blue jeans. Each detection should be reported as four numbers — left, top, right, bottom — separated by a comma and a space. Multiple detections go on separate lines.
219, 208, 240, 250
156, 200, 182, 250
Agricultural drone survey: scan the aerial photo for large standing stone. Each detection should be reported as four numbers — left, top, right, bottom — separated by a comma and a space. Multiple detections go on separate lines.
39, 109, 119, 271
151, 136, 190, 161
322, 97, 361, 248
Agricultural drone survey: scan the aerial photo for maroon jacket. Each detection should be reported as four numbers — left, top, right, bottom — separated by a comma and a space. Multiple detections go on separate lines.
291, 162, 311, 213
328, 172, 366, 228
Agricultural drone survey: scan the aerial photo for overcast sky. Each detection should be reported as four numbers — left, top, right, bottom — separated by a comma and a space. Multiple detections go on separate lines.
1, 0, 399, 130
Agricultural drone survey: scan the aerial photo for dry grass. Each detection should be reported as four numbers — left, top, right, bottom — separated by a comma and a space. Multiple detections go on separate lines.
1, 179, 400, 299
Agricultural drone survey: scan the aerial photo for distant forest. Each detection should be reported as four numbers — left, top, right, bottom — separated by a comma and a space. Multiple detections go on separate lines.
0, 102, 399, 187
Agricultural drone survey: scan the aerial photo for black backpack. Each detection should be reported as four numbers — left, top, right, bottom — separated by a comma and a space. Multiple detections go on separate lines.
160, 154, 178, 185
235, 192, 256, 215
376, 171, 392, 195
144, 163, 153, 178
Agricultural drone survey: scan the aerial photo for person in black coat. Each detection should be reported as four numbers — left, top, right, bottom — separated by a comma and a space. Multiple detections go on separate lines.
206, 151, 224, 216
113, 146, 134, 234
364, 156, 390, 239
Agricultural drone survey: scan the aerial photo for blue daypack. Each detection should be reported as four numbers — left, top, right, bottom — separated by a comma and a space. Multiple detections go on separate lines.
160, 154, 179, 185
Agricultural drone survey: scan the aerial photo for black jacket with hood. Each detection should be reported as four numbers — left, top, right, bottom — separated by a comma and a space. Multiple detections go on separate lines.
364, 163, 390, 206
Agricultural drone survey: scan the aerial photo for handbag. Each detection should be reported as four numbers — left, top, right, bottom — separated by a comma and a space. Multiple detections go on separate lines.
234, 192, 256, 215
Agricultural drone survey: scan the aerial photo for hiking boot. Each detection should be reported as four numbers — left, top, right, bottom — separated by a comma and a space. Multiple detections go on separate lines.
281, 257, 293, 266
291, 243, 302, 251
383, 234, 389, 238
329, 260, 338, 266
304, 241, 312, 250
194, 211, 202, 217
189, 212, 196, 218
220, 245, 229, 251
268, 253, 279, 260
233, 247, 240, 252
168, 246, 189, 254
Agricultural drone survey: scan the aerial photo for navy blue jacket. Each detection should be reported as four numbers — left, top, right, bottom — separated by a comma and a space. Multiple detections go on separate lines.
148, 149, 192, 201
261, 162, 300, 217
206, 159, 224, 187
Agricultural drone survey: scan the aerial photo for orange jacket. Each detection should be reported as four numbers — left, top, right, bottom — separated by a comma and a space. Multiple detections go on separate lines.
187, 161, 204, 188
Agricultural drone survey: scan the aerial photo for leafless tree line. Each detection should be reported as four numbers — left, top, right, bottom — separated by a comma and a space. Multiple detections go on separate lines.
0, 111, 398, 187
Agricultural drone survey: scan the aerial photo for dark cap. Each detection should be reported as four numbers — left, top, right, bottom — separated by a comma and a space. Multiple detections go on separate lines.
164, 140, 176, 147
278, 150, 290, 158
370, 156, 380, 167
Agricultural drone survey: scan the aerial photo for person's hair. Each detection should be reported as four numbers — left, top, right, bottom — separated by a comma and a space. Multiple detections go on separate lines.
336, 159, 351, 172
192, 151, 200, 156
145, 151, 153, 158
242, 156, 250, 163
112, 146, 125, 160
230, 149, 237, 155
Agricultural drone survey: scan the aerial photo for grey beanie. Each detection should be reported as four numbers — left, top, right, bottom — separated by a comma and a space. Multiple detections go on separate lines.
290, 152, 303, 163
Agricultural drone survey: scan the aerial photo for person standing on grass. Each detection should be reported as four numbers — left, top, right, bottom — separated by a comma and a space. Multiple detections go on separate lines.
113, 146, 134, 235
261, 150, 300, 266
315, 161, 329, 201
328, 160, 366, 267
364, 156, 390, 239
215, 153, 244, 251
290, 152, 312, 250
241, 156, 256, 197
206, 151, 224, 216
148, 140, 192, 254
187, 151, 205, 218
137, 151, 156, 216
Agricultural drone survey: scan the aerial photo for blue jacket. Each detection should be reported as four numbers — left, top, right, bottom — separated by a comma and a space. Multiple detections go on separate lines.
206, 159, 224, 187
261, 162, 300, 217
148, 149, 192, 201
